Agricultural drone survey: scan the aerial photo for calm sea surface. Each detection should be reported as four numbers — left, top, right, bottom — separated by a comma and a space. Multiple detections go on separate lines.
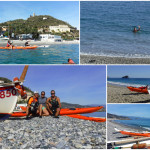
0, 44, 79, 64
115, 117, 150, 131
81, 1, 150, 58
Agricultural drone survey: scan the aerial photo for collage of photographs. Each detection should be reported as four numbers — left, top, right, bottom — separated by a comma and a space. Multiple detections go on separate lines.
0, 1, 150, 149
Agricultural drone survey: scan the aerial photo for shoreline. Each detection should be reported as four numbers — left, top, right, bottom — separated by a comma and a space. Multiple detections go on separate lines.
0, 40, 79, 47
80, 54, 150, 64
107, 120, 147, 142
107, 84, 150, 103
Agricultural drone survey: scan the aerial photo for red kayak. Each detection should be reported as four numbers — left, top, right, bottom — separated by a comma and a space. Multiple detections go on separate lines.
0, 46, 38, 50
66, 114, 106, 122
127, 86, 148, 94
115, 128, 150, 137
11, 106, 103, 117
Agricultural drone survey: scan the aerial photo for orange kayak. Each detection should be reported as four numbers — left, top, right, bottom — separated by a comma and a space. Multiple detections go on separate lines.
11, 106, 103, 117
66, 114, 106, 122
0, 46, 38, 50
127, 86, 148, 94
115, 128, 150, 137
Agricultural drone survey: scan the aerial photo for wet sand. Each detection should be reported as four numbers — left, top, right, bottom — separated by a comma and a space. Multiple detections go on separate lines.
107, 84, 150, 103
80, 54, 150, 64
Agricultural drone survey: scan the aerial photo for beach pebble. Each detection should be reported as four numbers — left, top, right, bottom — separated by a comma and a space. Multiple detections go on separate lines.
0, 116, 106, 149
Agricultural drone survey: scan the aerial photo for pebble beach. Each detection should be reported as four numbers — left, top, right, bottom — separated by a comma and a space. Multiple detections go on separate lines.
0, 116, 106, 149
107, 120, 146, 142
80, 55, 150, 64
107, 84, 150, 103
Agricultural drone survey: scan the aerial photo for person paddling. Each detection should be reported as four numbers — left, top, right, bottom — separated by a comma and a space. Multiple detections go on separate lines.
46, 90, 61, 118
133, 26, 140, 33
25, 41, 30, 47
6, 40, 13, 49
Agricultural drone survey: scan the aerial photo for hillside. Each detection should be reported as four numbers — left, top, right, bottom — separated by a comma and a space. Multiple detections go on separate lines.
0, 15, 79, 40
0, 77, 33, 94
107, 113, 130, 120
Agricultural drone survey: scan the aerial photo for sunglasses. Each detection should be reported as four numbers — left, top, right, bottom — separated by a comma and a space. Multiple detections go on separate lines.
41, 94, 45, 95
51, 93, 55, 94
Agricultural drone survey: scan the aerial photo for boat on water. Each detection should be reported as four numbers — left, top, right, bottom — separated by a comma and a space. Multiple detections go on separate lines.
0, 45, 38, 50
127, 86, 148, 94
0, 66, 28, 120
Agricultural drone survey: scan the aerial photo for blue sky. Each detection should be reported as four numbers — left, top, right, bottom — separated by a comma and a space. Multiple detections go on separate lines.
0, 65, 106, 105
108, 104, 150, 118
108, 65, 150, 78
0, 1, 79, 29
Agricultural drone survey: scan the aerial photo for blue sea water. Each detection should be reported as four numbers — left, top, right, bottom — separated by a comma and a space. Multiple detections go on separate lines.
0, 44, 79, 64
115, 117, 150, 131
108, 78, 150, 87
81, 1, 150, 58
84, 112, 106, 117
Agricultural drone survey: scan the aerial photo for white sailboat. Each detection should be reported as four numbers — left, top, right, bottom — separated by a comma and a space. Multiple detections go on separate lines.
0, 65, 28, 120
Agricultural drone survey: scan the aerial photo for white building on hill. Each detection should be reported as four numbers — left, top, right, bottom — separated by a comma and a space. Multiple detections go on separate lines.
39, 34, 62, 42
49, 25, 70, 33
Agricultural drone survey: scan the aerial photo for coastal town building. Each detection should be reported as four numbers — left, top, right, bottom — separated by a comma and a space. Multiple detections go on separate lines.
39, 34, 62, 42
16, 34, 33, 40
49, 25, 70, 33
2, 26, 8, 32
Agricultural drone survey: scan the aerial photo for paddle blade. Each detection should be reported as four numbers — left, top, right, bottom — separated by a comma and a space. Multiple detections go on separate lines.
19, 65, 29, 82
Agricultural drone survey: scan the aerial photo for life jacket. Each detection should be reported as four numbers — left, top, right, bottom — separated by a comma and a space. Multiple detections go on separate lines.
15, 84, 27, 99
50, 96, 59, 108
27, 96, 39, 113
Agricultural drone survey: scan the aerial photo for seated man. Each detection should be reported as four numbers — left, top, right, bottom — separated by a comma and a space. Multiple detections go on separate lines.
26, 91, 39, 119
6, 40, 13, 47
46, 90, 61, 118
38, 91, 49, 117
25, 41, 30, 47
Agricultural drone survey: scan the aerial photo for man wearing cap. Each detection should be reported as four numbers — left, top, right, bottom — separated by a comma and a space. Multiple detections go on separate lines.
46, 90, 61, 118
38, 91, 49, 117
26, 91, 39, 119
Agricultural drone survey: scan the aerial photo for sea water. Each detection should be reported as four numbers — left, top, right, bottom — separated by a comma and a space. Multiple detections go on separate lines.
115, 117, 150, 131
0, 44, 79, 64
108, 78, 150, 87
81, 1, 150, 58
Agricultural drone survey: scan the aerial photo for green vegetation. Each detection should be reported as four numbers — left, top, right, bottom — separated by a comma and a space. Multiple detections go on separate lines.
0, 15, 79, 40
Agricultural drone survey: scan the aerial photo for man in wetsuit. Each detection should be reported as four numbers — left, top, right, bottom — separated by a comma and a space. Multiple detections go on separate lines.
38, 91, 49, 117
46, 90, 61, 118
25, 41, 30, 47
26, 91, 39, 119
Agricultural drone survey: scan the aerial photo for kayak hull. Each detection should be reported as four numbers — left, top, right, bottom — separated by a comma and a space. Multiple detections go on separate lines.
11, 106, 103, 117
0, 46, 38, 50
66, 114, 106, 122
115, 128, 150, 137
127, 86, 148, 94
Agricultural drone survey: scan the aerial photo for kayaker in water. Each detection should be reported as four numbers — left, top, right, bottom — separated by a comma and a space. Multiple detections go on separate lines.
6, 40, 13, 47
133, 26, 140, 33
38, 91, 49, 117
25, 41, 30, 47
68, 58, 75, 64
26, 91, 39, 119
46, 90, 61, 118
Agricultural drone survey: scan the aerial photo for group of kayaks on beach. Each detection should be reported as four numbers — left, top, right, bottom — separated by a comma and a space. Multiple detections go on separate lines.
12, 77, 105, 122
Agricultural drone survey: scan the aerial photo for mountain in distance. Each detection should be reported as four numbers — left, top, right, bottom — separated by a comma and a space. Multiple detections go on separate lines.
107, 113, 130, 120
